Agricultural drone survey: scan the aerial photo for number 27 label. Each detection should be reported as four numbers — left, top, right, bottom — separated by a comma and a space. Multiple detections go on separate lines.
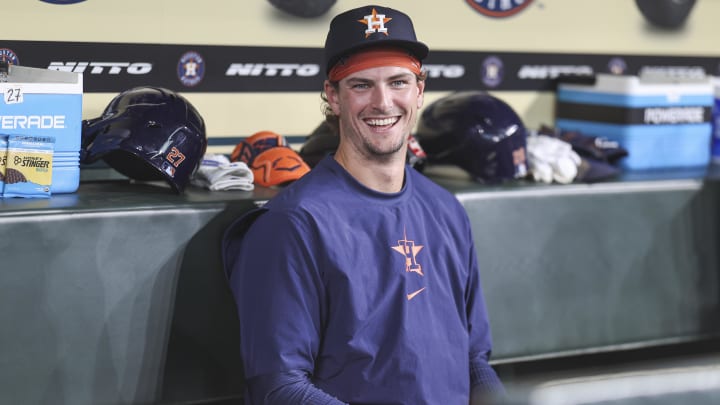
1, 86, 23, 104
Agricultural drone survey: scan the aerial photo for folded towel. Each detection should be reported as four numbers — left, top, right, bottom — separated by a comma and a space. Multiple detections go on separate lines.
191, 153, 254, 191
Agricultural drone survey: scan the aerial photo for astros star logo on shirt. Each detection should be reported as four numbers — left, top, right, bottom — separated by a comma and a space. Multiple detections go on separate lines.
391, 227, 426, 300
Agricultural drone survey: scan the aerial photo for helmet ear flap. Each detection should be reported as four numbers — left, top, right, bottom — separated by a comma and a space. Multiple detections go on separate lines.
80, 114, 124, 163
80, 119, 99, 164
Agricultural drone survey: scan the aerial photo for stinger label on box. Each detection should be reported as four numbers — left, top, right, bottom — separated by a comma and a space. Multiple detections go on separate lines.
2, 134, 55, 198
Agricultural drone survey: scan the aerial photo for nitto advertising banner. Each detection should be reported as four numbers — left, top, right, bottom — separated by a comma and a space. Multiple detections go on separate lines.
3, 0, 719, 152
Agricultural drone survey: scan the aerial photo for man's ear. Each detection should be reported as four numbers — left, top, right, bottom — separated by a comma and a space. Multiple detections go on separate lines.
416, 80, 425, 109
324, 80, 341, 115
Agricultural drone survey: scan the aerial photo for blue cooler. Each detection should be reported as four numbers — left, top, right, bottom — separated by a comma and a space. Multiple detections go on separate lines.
555, 73, 713, 170
0, 64, 83, 193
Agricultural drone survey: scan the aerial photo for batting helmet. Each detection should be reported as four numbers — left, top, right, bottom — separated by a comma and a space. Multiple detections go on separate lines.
81, 86, 207, 193
635, 0, 696, 29
415, 91, 528, 183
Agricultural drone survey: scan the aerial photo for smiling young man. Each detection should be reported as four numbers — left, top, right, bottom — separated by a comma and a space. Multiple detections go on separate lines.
223, 5, 503, 404
324, 49, 425, 193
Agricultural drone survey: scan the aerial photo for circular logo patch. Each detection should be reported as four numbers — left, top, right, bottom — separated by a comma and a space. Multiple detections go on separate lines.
177, 51, 205, 87
466, 0, 534, 17
481, 56, 504, 88
608, 57, 627, 75
0, 48, 20, 66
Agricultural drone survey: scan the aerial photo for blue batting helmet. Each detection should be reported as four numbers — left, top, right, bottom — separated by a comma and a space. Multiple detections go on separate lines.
415, 91, 528, 183
635, 0, 696, 29
81, 86, 207, 193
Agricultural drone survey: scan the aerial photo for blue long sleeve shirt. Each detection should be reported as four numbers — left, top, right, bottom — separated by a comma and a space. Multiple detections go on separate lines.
224, 156, 502, 404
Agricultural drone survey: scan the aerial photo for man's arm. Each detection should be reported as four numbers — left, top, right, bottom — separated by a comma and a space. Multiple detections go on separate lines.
470, 351, 504, 395
225, 210, 340, 404
246, 371, 347, 405
467, 277, 505, 404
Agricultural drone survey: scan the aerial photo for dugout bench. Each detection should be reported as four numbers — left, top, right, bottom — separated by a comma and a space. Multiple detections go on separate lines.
1, 168, 719, 404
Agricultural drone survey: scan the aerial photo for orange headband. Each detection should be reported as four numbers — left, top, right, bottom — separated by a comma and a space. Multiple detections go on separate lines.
328, 47, 422, 82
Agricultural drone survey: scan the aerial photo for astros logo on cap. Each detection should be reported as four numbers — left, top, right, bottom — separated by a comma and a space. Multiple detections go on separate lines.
359, 8, 392, 38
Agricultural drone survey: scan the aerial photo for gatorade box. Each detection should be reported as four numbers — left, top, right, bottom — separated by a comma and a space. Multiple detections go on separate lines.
555, 73, 714, 170
0, 64, 82, 193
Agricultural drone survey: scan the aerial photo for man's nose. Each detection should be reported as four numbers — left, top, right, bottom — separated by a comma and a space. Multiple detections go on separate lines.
370, 84, 392, 111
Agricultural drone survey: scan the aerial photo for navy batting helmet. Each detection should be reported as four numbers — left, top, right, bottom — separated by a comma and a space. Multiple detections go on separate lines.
81, 86, 207, 193
635, 0, 696, 29
268, 0, 336, 18
415, 91, 528, 184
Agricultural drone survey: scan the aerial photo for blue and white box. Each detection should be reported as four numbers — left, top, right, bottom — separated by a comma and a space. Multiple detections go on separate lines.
0, 64, 82, 193
555, 73, 714, 170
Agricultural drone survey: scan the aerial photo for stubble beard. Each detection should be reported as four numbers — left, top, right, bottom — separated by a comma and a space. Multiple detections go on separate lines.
342, 123, 407, 165
344, 114, 414, 164
367, 135, 405, 160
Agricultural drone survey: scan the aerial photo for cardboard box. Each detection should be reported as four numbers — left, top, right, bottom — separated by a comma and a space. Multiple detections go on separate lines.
555, 73, 713, 170
0, 64, 82, 193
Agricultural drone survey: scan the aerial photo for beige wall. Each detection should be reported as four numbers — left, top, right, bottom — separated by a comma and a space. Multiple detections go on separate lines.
5, 0, 720, 153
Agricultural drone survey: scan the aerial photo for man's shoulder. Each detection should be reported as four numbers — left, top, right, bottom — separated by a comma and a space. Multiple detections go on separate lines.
267, 169, 334, 210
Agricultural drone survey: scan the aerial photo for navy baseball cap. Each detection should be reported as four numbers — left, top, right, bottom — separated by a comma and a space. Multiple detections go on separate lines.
324, 5, 429, 74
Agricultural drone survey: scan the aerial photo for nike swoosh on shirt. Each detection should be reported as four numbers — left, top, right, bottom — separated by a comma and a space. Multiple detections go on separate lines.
406, 287, 426, 301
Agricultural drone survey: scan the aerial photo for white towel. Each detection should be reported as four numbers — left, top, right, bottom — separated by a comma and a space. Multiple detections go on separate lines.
526, 133, 581, 184
191, 153, 254, 191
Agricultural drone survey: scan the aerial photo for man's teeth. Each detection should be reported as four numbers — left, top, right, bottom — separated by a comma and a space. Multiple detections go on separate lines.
366, 117, 397, 126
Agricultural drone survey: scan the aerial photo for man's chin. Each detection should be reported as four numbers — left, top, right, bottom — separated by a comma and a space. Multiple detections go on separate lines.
366, 143, 406, 162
